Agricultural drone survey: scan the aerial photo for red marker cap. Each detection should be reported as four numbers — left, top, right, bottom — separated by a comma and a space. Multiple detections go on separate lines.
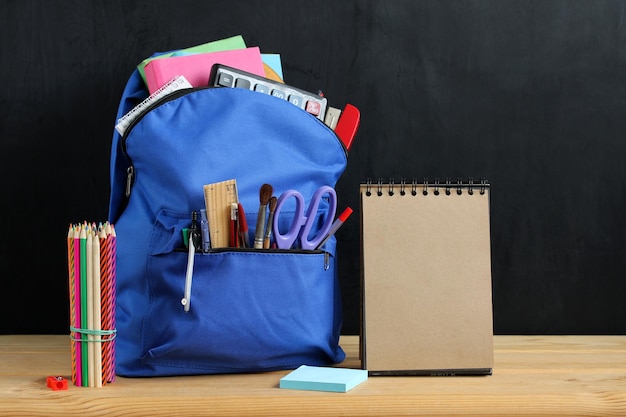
338, 207, 353, 222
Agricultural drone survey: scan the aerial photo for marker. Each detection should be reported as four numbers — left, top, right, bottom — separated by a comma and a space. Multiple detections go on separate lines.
189, 211, 201, 250
315, 207, 353, 249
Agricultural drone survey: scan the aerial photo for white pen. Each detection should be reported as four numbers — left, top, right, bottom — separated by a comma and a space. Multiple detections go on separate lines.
181, 232, 195, 312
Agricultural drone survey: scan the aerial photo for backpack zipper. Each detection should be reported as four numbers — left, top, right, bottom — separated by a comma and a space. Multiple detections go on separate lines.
119, 87, 345, 200
120, 87, 208, 199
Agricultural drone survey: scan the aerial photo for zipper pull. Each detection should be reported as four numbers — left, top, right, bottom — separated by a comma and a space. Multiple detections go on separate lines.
324, 251, 330, 271
125, 166, 134, 197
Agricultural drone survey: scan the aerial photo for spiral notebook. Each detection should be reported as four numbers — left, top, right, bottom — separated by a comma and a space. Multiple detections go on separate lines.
360, 179, 493, 376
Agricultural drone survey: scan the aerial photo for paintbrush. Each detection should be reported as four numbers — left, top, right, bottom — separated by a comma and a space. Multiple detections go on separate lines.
263, 196, 277, 249
254, 183, 273, 248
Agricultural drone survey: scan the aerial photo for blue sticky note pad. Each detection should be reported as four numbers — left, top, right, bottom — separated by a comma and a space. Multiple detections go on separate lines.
279, 365, 368, 393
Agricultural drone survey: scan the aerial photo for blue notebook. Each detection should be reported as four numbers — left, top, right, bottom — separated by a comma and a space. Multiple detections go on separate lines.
279, 365, 368, 393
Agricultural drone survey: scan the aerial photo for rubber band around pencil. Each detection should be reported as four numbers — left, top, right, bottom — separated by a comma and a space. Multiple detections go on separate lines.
70, 326, 117, 343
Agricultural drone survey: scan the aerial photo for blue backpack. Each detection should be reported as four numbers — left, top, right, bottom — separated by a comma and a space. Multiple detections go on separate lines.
109, 70, 348, 376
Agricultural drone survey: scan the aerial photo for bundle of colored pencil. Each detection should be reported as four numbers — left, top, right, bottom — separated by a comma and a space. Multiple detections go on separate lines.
66, 221, 116, 387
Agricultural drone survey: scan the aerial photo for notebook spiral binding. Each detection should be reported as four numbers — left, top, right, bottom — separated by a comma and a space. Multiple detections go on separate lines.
364, 177, 489, 197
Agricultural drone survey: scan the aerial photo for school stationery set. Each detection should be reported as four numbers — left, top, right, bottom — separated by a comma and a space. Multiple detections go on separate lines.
65, 33, 494, 389
108, 35, 360, 377
66, 222, 117, 387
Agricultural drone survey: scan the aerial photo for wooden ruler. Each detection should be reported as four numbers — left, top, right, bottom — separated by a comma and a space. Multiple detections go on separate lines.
203, 179, 238, 249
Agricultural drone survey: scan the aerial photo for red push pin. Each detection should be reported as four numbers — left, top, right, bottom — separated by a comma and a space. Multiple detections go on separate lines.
47, 376, 68, 391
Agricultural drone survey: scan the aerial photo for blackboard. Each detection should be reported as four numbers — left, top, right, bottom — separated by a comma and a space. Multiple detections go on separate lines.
2, 0, 625, 335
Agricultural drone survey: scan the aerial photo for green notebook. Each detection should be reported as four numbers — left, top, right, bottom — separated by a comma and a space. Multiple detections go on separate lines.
136, 35, 247, 84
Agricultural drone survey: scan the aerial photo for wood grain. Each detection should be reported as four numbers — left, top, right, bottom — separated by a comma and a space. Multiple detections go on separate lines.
0, 335, 624, 416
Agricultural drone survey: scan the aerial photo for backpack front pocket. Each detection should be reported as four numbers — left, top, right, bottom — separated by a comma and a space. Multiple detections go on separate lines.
139, 209, 345, 375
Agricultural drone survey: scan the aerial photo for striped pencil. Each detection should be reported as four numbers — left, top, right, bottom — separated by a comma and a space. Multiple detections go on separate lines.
99, 224, 111, 384
109, 224, 117, 383
67, 225, 77, 386
100, 223, 116, 384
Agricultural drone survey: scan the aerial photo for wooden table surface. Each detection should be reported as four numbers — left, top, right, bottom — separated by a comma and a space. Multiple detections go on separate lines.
0, 335, 624, 416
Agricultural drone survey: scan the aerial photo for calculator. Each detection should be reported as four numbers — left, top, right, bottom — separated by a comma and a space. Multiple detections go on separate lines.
209, 64, 328, 122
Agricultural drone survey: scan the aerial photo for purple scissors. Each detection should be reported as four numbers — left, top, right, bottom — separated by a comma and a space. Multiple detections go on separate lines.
272, 186, 337, 250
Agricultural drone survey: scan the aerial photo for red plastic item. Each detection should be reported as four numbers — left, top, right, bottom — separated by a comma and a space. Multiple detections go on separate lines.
46, 376, 68, 391
334, 104, 360, 151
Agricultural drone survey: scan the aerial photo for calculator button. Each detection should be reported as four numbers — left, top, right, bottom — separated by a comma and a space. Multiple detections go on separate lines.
235, 78, 251, 89
288, 94, 304, 108
217, 73, 234, 87
210, 64, 328, 122
254, 84, 270, 94
305, 100, 321, 116
271, 89, 287, 100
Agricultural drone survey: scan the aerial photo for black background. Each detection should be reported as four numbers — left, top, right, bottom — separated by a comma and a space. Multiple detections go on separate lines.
2, 0, 625, 335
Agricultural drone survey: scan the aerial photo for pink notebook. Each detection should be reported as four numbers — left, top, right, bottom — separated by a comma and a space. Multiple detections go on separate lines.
144, 47, 265, 94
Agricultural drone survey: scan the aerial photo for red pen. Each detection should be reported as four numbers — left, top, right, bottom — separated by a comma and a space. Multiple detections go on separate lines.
315, 207, 353, 249
237, 202, 250, 248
